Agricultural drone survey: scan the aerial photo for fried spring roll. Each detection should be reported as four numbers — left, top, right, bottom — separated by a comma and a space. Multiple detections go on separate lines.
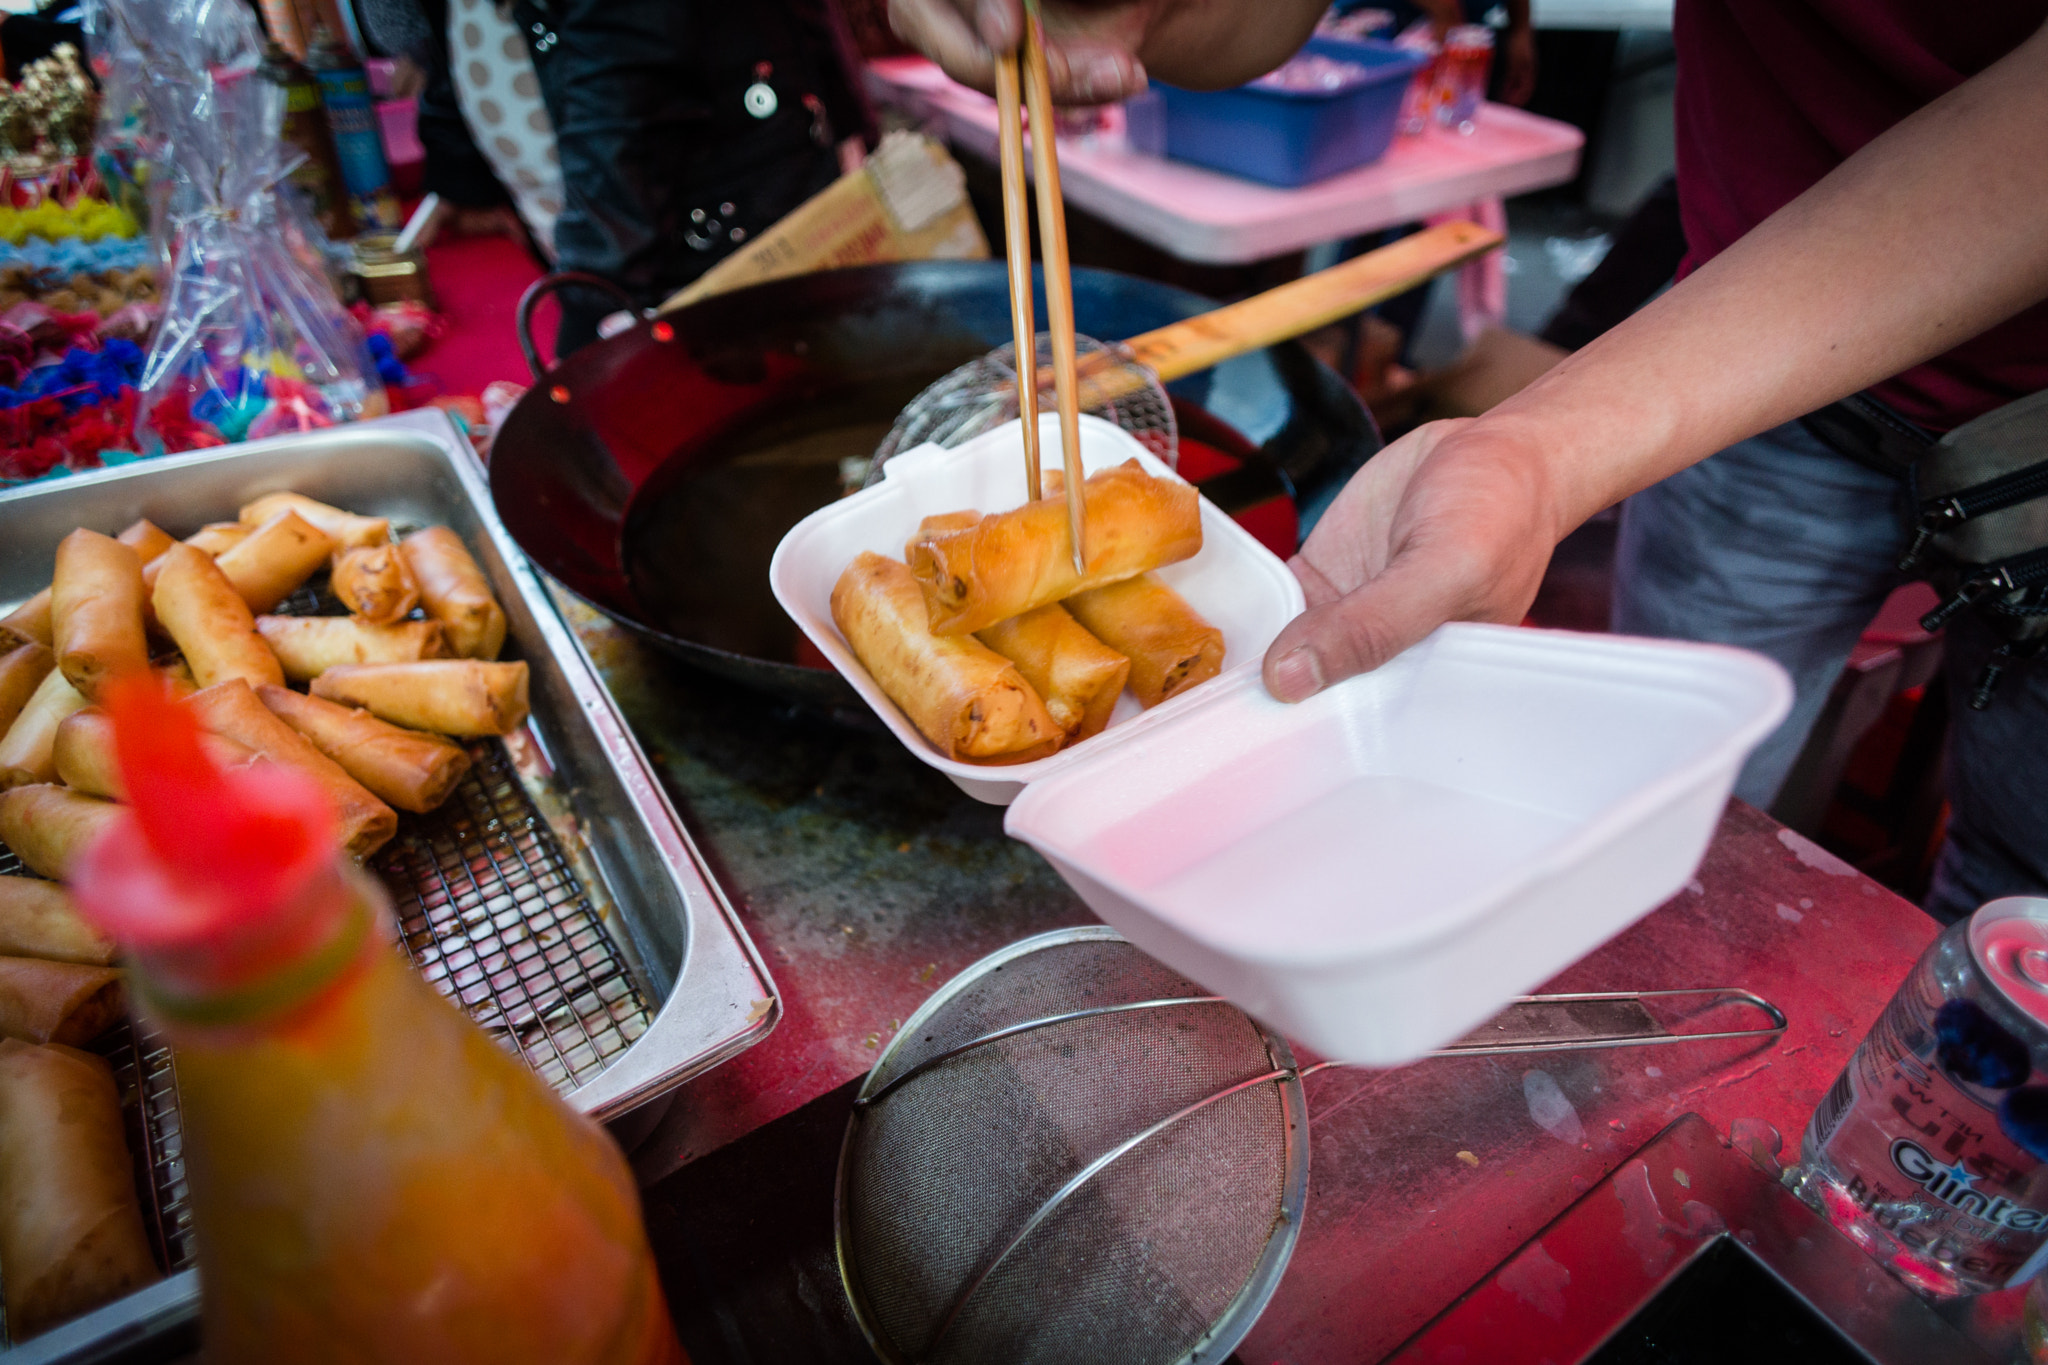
254, 615, 446, 683
330, 543, 421, 625
142, 524, 252, 610
238, 492, 390, 549
0, 669, 89, 789
310, 660, 531, 738
0, 958, 124, 1046
50, 530, 148, 701
0, 591, 52, 647
53, 707, 260, 802
0, 1039, 160, 1339
259, 685, 472, 814
116, 519, 177, 564
903, 510, 982, 562
152, 543, 284, 692
400, 527, 507, 659
977, 603, 1130, 742
182, 521, 253, 557
907, 461, 1203, 635
1064, 573, 1225, 708
831, 552, 1061, 763
0, 877, 115, 966
119, 520, 179, 635
213, 510, 334, 613
0, 642, 55, 737
49, 709, 121, 800
0, 785, 121, 880
185, 681, 397, 859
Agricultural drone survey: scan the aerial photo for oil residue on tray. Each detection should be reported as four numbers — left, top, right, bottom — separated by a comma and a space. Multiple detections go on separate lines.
623, 419, 893, 664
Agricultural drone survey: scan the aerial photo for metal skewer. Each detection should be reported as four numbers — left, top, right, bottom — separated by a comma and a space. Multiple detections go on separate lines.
855, 986, 1788, 1107
1019, 2, 1087, 573
993, 51, 1042, 499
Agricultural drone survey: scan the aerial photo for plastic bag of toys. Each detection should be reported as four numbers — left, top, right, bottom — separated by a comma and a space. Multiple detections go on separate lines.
89, 0, 385, 454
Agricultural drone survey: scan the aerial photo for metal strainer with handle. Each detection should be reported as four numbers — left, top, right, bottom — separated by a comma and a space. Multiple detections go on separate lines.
836, 927, 1786, 1365
870, 221, 1504, 476
874, 332, 1180, 469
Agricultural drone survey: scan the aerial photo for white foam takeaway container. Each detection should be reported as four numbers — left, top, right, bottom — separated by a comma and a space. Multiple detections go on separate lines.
772, 415, 1792, 1063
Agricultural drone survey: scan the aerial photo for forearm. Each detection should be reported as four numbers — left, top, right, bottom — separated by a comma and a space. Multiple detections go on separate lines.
1480, 19, 2048, 534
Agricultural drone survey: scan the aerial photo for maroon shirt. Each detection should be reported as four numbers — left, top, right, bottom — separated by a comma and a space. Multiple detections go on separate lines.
1674, 0, 2048, 431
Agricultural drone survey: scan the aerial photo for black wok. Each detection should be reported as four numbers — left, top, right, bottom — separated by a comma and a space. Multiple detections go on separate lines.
488, 260, 1380, 707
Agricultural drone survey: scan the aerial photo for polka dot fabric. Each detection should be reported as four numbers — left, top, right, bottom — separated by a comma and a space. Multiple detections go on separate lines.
449, 0, 564, 256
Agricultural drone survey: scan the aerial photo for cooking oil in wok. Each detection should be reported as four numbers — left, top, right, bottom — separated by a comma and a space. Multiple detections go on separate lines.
623, 420, 893, 664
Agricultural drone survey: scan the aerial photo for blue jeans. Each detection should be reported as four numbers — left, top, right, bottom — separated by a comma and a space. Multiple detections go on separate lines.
1612, 419, 2048, 923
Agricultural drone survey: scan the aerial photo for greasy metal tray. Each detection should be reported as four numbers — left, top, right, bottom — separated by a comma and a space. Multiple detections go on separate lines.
0, 410, 778, 1361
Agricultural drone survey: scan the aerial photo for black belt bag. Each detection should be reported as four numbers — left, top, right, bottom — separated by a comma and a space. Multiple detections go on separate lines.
1801, 389, 2048, 707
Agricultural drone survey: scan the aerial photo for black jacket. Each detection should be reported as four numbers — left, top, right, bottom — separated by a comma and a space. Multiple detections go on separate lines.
507, 0, 872, 352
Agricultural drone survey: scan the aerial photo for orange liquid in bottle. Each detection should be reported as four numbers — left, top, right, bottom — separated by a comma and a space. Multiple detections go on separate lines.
71, 680, 687, 1364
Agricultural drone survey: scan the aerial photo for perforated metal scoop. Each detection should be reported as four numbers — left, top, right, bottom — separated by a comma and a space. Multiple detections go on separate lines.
836, 927, 1786, 1365
872, 333, 1177, 475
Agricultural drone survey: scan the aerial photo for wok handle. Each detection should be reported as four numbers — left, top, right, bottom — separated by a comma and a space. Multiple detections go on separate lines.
514, 271, 643, 380
1125, 221, 1502, 383
1069, 221, 1503, 411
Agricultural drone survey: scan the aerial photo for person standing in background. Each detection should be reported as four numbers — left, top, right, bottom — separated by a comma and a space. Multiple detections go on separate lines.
504, 0, 873, 352
356, 0, 873, 352
354, 0, 554, 258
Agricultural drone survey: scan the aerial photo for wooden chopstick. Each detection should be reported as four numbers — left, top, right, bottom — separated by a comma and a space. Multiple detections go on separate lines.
1019, 6, 1087, 574
993, 51, 1041, 499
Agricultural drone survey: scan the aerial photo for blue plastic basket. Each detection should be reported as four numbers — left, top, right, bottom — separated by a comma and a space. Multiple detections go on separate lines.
1155, 37, 1425, 188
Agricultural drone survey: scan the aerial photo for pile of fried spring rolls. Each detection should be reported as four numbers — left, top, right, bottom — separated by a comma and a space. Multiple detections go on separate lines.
0, 495, 531, 1339
832, 459, 1227, 764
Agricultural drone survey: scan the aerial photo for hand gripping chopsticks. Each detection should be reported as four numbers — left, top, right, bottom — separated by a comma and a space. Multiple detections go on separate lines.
1003, 1, 1086, 574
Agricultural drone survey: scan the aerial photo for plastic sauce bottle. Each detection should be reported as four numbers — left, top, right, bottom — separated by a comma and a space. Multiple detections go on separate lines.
69, 680, 686, 1364
304, 27, 401, 232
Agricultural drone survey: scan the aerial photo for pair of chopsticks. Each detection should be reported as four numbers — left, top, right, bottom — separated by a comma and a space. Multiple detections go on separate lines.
994, 7, 1087, 574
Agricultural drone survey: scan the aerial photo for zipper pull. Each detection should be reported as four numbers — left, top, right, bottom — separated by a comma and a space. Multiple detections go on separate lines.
1970, 644, 2016, 710
1920, 565, 2015, 633
1898, 496, 1966, 573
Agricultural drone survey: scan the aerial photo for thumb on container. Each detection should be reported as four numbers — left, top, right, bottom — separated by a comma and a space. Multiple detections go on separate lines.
1261, 555, 1463, 703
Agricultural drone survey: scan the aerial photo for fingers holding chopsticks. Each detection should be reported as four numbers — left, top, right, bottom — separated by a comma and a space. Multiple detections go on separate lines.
886, 0, 1148, 104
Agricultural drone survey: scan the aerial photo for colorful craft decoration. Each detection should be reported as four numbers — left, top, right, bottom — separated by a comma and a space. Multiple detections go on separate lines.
0, 337, 145, 484
110, 0, 385, 456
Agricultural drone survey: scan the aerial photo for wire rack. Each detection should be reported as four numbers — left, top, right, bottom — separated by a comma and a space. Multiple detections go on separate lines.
0, 733, 658, 1299
376, 739, 654, 1091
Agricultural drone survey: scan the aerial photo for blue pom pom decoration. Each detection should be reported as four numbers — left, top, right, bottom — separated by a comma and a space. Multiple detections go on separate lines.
1936, 998, 2032, 1090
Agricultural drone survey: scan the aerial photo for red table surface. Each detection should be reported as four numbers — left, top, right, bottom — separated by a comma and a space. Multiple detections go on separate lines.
1242, 801, 1943, 1361
415, 232, 548, 398
611, 716, 1948, 1358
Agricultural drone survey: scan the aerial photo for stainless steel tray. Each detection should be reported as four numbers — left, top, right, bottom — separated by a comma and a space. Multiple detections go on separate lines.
0, 410, 778, 1361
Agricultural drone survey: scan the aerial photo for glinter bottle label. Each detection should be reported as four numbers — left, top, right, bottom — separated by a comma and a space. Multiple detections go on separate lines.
1890, 1137, 2046, 1231
1795, 899, 2048, 1298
